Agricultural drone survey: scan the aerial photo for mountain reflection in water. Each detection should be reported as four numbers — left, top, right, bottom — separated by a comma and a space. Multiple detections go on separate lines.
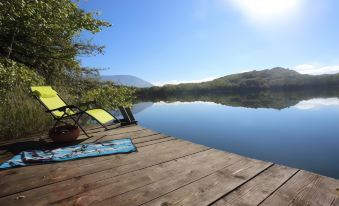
133, 90, 339, 179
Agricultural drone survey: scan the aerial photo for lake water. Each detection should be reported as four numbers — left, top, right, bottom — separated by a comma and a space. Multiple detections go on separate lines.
132, 95, 339, 179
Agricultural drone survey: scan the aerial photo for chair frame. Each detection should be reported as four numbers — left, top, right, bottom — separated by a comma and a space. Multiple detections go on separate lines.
32, 92, 121, 138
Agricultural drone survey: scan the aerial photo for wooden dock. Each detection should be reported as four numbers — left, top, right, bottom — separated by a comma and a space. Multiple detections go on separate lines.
0, 125, 338, 206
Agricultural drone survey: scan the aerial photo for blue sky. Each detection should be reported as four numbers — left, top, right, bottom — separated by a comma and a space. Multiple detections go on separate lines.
79, 0, 339, 85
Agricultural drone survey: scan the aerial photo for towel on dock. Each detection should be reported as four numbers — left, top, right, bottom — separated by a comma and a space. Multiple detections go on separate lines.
0, 138, 137, 169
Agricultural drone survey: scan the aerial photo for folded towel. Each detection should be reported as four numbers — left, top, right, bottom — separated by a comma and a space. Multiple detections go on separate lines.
0, 138, 136, 169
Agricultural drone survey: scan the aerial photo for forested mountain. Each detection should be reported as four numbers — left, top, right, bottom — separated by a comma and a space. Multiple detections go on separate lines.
139, 67, 339, 97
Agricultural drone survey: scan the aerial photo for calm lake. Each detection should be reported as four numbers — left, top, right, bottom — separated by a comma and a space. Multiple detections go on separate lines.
132, 92, 339, 179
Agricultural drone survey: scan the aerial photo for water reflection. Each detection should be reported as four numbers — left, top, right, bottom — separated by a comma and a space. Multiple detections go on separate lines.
142, 97, 339, 110
131, 102, 153, 114
153, 101, 218, 106
134, 90, 339, 179
294, 98, 339, 110
137, 89, 339, 109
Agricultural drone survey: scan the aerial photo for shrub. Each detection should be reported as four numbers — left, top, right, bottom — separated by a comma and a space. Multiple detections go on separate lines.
82, 85, 135, 110
0, 58, 45, 101
0, 58, 50, 139
0, 87, 52, 139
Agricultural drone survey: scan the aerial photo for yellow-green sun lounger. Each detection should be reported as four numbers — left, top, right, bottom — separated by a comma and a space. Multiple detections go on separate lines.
30, 86, 120, 137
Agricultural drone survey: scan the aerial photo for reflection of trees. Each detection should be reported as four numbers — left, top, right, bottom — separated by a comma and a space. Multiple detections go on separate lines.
137, 89, 339, 110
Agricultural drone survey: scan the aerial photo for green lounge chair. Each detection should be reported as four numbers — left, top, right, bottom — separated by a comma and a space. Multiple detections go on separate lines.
30, 86, 121, 138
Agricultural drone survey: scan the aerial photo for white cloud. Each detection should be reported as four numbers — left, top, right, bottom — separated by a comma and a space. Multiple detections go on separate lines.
153, 76, 217, 86
293, 64, 339, 75
226, 0, 303, 25
294, 98, 339, 110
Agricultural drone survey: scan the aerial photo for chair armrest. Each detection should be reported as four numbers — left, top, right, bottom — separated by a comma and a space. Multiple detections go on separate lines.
78, 101, 97, 107
46, 105, 81, 113
78, 101, 98, 110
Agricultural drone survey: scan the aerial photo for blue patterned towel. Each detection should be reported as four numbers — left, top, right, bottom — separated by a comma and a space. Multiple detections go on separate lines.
0, 138, 136, 169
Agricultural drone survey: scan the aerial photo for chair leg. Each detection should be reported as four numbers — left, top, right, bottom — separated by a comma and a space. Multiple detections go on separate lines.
77, 124, 92, 138
52, 119, 67, 130
70, 116, 92, 138
53, 120, 60, 130
98, 122, 110, 131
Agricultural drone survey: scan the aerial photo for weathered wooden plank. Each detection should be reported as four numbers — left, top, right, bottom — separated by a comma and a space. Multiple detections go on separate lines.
0, 125, 143, 146
0, 123, 106, 145
98, 157, 271, 206
212, 165, 298, 206
132, 134, 171, 144
0, 127, 153, 163
0, 132, 47, 146
260, 170, 339, 206
0, 131, 168, 184
0, 130, 159, 178
0, 137, 187, 197
0, 130, 162, 178
136, 137, 176, 147
0, 140, 210, 205
0, 153, 11, 163
49, 149, 244, 206
78, 125, 148, 142
1, 125, 338, 206
81, 128, 159, 144
1, 125, 145, 149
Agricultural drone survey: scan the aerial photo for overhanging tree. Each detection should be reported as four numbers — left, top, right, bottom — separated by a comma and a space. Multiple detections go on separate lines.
0, 0, 111, 83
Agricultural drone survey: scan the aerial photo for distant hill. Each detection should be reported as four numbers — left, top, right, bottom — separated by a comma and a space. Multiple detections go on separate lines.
101, 75, 153, 88
196, 67, 339, 90
138, 67, 339, 96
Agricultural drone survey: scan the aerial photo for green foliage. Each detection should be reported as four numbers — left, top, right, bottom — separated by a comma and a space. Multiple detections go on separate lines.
0, 58, 49, 138
0, 1, 136, 139
82, 85, 135, 110
0, 57, 45, 100
0, 87, 52, 139
0, 0, 111, 83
